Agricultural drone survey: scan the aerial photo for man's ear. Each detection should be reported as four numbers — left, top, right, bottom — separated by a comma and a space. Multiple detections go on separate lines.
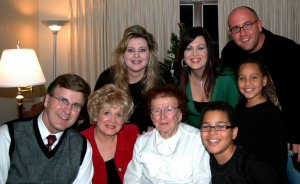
232, 127, 238, 140
257, 19, 263, 32
44, 94, 50, 108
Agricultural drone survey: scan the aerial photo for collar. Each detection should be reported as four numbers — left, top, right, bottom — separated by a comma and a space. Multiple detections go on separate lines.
155, 124, 182, 156
38, 112, 63, 142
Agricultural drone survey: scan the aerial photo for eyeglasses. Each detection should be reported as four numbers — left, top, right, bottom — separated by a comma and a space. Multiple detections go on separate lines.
51, 95, 82, 112
229, 20, 258, 34
200, 123, 232, 132
151, 106, 179, 116
126, 47, 149, 56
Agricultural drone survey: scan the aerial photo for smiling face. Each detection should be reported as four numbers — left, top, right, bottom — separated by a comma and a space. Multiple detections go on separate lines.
150, 96, 182, 139
124, 37, 150, 75
184, 36, 208, 72
238, 63, 267, 106
43, 87, 84, 133
201, 110, 238, 163
94, 105, 125, 136
228, 7, 263, 53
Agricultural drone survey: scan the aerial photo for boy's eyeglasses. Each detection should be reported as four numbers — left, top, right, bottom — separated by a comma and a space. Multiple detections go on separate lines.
200, 124, 232, 132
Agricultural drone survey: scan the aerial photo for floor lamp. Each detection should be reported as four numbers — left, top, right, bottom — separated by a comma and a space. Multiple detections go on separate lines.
42, 20, 69, 80
0, 42, 46, 119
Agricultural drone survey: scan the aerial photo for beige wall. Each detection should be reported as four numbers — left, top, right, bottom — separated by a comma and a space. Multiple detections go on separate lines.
0, 0, 69, 123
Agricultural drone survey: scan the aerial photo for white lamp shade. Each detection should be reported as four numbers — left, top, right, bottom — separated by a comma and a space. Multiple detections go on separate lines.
0, 49, 46, 87
42, 20, 69, 32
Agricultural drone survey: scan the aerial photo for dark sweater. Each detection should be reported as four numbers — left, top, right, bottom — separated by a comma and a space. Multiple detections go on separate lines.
210, 146, 281, 184
236, 100, 287, 183
7, 117, 86, 184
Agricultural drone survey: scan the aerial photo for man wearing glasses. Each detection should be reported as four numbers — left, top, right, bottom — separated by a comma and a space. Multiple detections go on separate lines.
200, 101, 281, 184
0, 74, 93, 183
221, 6, 300, 184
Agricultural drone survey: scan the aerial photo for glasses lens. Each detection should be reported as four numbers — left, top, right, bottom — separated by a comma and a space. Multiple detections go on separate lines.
230, 27, 240, 33
151, 107, 178, 116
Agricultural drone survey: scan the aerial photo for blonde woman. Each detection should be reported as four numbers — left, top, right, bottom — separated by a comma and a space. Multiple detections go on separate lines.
81, 84, 139, 183
94, 25, 173, 133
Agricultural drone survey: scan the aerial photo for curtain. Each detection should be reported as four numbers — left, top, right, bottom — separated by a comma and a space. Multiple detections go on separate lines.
218, 0, 300, 56
69, 0, 180, 87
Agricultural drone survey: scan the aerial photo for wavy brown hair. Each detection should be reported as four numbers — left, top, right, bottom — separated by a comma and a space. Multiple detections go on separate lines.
47, 73, 91, 104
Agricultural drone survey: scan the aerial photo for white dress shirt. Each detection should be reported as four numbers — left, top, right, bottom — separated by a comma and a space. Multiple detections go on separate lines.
124, 123, 211, 184
0, 113, 94, 184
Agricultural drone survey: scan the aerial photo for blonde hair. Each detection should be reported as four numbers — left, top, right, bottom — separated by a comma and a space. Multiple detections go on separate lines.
113, 25, 160, 94
87, 84, 134, 125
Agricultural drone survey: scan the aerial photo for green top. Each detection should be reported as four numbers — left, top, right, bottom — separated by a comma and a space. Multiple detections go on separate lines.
179, 68, 240, 128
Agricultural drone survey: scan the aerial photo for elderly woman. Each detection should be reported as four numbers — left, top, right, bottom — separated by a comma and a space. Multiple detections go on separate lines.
124, 84, 211, 183
81, 84, 140, 184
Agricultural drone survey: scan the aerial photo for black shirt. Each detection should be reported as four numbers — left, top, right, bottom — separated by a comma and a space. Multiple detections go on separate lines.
210, 146, 281, 184
236, 100, 287, 183
106, 158, 122, 184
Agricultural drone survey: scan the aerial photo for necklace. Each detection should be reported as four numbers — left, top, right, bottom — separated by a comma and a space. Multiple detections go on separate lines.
200, 80, 204, 87
190, 72, 205, 87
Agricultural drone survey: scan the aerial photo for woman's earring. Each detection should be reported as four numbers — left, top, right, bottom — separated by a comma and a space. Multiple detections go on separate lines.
181, 59, 187, 67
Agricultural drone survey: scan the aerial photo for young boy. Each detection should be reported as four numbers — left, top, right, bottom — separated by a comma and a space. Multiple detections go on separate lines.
200, 101, 280, 184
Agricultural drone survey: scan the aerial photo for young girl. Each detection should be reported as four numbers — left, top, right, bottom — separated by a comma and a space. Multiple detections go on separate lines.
236, 57, 287, 183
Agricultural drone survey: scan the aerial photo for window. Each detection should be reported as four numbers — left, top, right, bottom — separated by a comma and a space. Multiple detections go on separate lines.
180, 0, 219, 57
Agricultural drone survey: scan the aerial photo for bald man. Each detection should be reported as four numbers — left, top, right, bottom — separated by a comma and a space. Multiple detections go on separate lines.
221, 6, 300, 184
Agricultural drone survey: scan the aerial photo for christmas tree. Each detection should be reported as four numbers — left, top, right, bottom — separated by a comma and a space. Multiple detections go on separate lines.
164, 23, 186, 76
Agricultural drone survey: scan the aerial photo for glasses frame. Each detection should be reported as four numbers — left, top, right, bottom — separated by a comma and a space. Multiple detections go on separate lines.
229, 20, 258, 34
200, 124, 233, 132
151, 106, 179, 117
50, 95, 82, 112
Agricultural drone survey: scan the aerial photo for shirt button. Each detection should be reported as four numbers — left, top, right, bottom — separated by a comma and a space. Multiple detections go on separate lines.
118, 168, 122, 172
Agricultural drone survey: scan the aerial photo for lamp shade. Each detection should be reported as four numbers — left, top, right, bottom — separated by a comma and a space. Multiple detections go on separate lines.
42, 20, 69, 33
0, 49, 46, 87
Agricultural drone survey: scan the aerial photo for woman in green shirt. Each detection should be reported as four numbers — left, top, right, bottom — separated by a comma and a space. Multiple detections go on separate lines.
174, 27, 239, 128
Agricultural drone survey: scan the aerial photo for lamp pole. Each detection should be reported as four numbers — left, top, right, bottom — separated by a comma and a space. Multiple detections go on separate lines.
42, 20, 69, 80
53, 31, 58, 79
16, 87, 33, 119
16, 91, 24, 119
